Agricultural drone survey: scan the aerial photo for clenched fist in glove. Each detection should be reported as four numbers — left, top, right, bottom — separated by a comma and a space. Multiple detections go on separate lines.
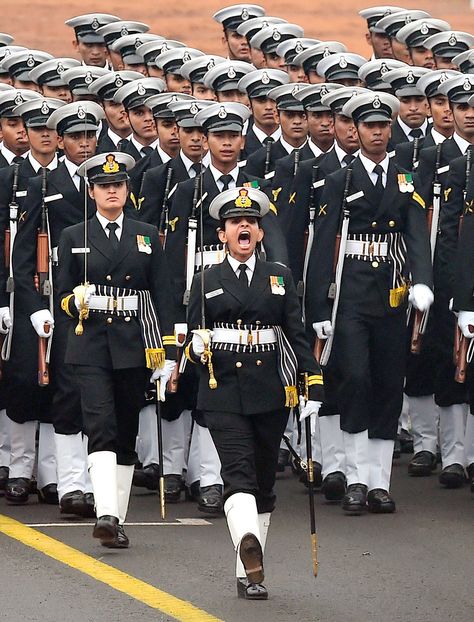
30, 309, 54, 338
74, 284, 96, 311
458, 311, 474, 338
150, 360, 177, 400
0, 307, 11, 334
312, 320, 333, 340
409, 284, 434, 312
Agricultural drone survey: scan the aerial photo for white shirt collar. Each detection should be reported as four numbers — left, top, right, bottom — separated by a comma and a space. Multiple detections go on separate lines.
107, 127, 131, 147
95, 210, 124, 240
28, 153, 58, 173
130, 135, 160, 157
209, 162, 239, 188
280, 135, 307, 154
359, 151, 390, 182
156, 144, 172, 164
430, 127, 449, 145
63, 158, 80, 189
180, 150, 210, 175
333, 142, 360, 166
227, 252, 256, 283
1, 145, 28, 165
251, 123, 281, 145
452, 132, 472, 155
397, 117, 429, 140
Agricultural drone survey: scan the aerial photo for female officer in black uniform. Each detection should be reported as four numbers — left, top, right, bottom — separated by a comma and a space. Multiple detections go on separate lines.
58, 152, 176, 548
185, 186, 324, 600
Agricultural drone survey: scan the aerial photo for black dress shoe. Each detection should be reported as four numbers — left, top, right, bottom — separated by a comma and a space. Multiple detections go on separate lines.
322, 471, 347, 501
342, 483, 368, 515
239, 533, 264, 584
82, 492, 96, 518
38, 483, 59, 505
393, 438, 401, 459
367, 488, 396, 514
164, 474, 182, 503
101, 524, 129, 549
439, 463, 466, 488
467, 463, 474, 493
198, 484, 223, 515
276, 448, 290, 472
133, 463, 160, 490
5, 478, 30, 504
299, 461, 322, 488
236, 578, 268, 600
185, 480, 201, 503
399, 429, 414, 454
60, 490, 86, 516
93, 515, 119, 543
0, 466, 9, 495
408, 451, 437, 476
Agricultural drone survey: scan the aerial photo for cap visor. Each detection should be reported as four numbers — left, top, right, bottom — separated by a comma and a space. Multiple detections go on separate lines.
64, 122, 99, 133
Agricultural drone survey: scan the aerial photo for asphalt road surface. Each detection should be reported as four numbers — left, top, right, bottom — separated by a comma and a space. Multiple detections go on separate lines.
0, 454, 472, 622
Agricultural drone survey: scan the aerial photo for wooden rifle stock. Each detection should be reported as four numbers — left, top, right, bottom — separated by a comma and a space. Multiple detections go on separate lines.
38, 326, 50, 386
410, 310, 424, 354
4, 229, 10, 270
36, 168, 50, 386
455, 330, 472, 384
313, 338, 324, 363
159, 166, 174, 248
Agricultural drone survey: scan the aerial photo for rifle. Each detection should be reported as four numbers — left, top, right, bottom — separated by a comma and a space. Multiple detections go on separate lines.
455, 149, 473, 382
36, 167, 52, 386
293, 148, 300, 177
410, 143, 442, 354
166, 322, 187, 394
411, 136, 420, 172
182, 174, 200, 306
264, 139, 273, 177
158, 166, 173, 249
300, 165, 319, 310
155, 379, 166, 519
316, 166, 353, 366
1, 163, 20, 364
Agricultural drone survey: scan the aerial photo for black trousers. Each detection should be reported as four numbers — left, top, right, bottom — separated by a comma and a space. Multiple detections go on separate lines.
204, 408, 289, 514
75, 365, 147, 465
332, 308, 406, 440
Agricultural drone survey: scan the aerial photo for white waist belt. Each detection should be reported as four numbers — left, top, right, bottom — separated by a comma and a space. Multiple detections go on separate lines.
195, 249, 226, 268
88, 294, 138, 312
212, 327, 276, 346
345, 240, 388, 257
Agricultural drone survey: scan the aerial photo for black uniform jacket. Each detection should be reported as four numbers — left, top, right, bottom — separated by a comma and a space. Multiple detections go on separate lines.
58, 214, 176, 369
243, 139, 289, 178
454, 189, 474, 310
394, 131, 436, 171
129, 149, 165, 198
242, 125, 266, 158
305, 156, 433, 326
186, 257, 324, 414
165, 168, 289, 320
137, 155, 191, 228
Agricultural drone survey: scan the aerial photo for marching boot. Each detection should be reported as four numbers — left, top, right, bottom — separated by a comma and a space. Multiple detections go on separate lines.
5, 421, 36, 505
88, 451, 119, 543
101, 464, 134, 549
56, 432, 87, 516
342, 430, 369, 514
439, 405, 467, 488
224, 492, 267, 599
320, 415, 346, 501
368, 438, 396, 513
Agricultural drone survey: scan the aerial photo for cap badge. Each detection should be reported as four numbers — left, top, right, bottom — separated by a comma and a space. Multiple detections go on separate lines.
218, 106, 227, 119
404, 15, 413, 24
14, 94, 23, 105
103, 154, 120, 174
77, 105, 86, 119
85, 71, 93, 85
41, 101, 50, 114
121, 27, 129, 37
339, 56, 348, 68
295, 42, 303, 53
91, 18, 100, 31
162, 43, 169, 52
228, 66, 236, 78
135, 38, 143, 49
406, 70, 415, 84
272, 29, 281, 41
440, 72, 449, 83
449, 34, 457, 47
137, 82, 146, 95
207, 59, 215, 70
420, 23, 429, 35
384, 8, 392, 15
463, 78, 472, 91
190, 102, 199, 114
373, 95, 381, 108
261, 71, 270, 85
115, 75, 123, 87
323, 47, 331, 58
26, 54, 35, 68
241, 8, 249, 20
235, 188, 252, 208
380, 62, 388, 74
56, 62, 65, 74
320, 85, 328, 95
183, 52, 191, 62
292, 85, 300, 96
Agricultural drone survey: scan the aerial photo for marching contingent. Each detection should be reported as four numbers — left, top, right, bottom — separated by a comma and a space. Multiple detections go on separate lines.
0, 2, 474, 600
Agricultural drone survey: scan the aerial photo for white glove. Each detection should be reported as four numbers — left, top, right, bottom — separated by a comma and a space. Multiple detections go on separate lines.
458, 311, 474, 338
409, 284, 434, 312
74, 284, 96, 312
191, 329, 214, 357
150, 359, 177, 400
0, 306, 11, 334
312, 321, 333, 340
30, 309, 54, 338
299, 397, 323, 421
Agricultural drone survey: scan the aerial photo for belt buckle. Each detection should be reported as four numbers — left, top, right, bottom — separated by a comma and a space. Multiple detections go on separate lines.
368, 242, 375, 256
247, 331, 253, 346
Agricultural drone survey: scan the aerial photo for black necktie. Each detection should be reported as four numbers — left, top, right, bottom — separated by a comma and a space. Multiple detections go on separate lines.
238, 263, 248, 287
220, 174, 233, 191
373, 164, 385, 203
263, 136, 274, 145
342, 154, 355, 166
13, 155, 24, 164
191, 162, 202, 177
117, 138, 130, 151
106, 222, 119, 252
409, 128, 423, 140
142, 146, 154, 156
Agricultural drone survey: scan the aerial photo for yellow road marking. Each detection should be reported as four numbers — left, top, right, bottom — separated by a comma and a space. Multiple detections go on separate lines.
0, 514, 223, 622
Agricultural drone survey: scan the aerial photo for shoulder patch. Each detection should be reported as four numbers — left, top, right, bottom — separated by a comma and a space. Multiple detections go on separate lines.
412, 191, 425, 209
